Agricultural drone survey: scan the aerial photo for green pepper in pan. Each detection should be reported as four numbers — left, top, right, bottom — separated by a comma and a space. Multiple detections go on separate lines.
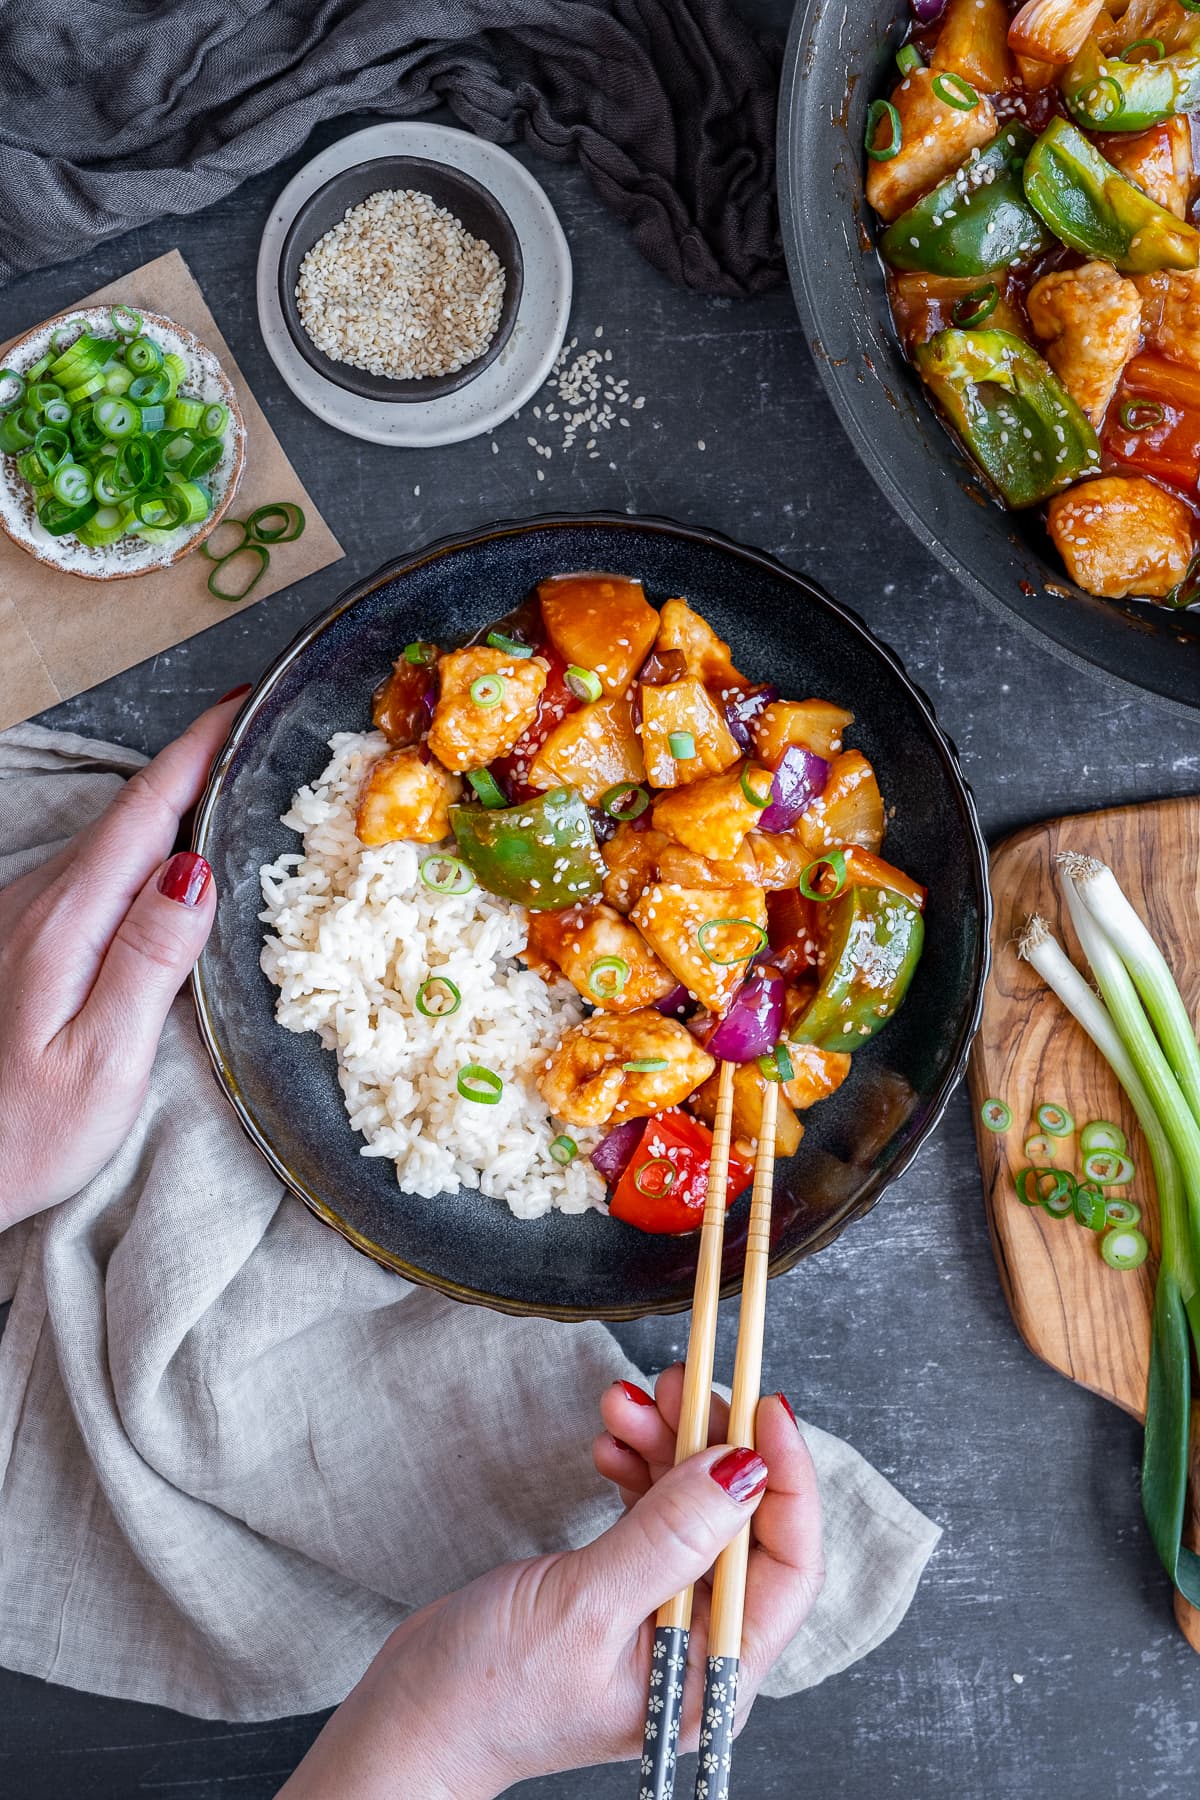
1064, 37, 1200, 133
1024, 117, 1200, 272
450, 785, 603, 910
913, 328, 1102, 508
788, 884, 924, 1054
880, 126, 1052, 277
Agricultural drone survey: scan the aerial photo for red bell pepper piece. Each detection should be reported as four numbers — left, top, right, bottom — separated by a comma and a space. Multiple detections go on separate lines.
608, 1110, 755, 1235
1104, 354, 1200, 491
492, 648, 579, 800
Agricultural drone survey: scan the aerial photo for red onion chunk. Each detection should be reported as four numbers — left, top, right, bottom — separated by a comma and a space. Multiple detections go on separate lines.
706, 969, 785, 1062
723, 684, 778, 751
655, 982, 693, 1019
910, 0, 946, 20
591, 1118, 646, 1182
759, 745, 829, 833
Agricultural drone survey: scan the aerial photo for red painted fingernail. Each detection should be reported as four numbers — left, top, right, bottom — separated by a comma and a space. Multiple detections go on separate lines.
617, 1380, 655, 1407
709, 1447, 768, 1503
611, 1435, 636, 1453
218, 683, 252, 703
157, 851, 212, 907
776, 1391, 798, 1429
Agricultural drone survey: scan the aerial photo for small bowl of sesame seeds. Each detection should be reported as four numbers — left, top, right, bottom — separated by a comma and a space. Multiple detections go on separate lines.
278, 156, 524, 403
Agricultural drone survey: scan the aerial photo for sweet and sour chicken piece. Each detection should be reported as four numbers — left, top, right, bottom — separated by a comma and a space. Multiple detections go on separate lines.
639, 678, 740, 789
1027, 262, 1142, 427
631, 882, 769, 1014
1135, 268, 1200, 372
355, 748, 461, 846
1104, 117, 1194, 221
651, 762, 771, 863
537, 1010, 715, 1127
1048, 476, 1193, 598
428, 647, 547, 772
524, 902, 677, 1012
600, 822, 671, 913
865, 70, 998, 223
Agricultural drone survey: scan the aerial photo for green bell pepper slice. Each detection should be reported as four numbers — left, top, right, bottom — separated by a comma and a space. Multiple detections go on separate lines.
880, 126, 1052, 277
787, 884, 924, 1054
913, 327, 1101, 508
1065, 37, 1200, 133
449, 785, 604, 911
1024, 117, 1200, 272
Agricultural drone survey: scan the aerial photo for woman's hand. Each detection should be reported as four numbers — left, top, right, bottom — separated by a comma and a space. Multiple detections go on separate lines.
279, 1367, 823, 1799
0, 690, 248, 1230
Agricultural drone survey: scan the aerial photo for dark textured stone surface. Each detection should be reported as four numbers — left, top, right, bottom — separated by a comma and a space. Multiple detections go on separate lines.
3, 37, 1200, 1799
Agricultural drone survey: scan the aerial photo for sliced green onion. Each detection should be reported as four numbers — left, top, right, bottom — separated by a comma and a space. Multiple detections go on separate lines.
125, 336, 163, 375
623, 1057, 670, 1073
0, 408, 34, 452
166, 397, 204, 430
458, 1063, 503, 1104
94, 397, 140, 440
1166, 553, 1200, 610
980, 1098, 1012, 1133
65, 374, 105, 404
0, 369, 25, 411
668, 730, 696, 759
1083, 1149, 1135, 1185
1079, 73, 1125, 120
1036, 1102, 1074, 1136
1102, 1227, 1149, 1270
76, 504, 128, 549
33, 426, 70, 470
695, 917, 768, 965
486, 631, 534, 657
466, 768, 507, 807
550, 1135, 578, 1164
1080, 1119, 1127, 1156
38, 495, 98, 537
137, 403, 166, 436
1074, 1181, 1108, 1231
798, 849, 849, 902
206, 542, 268, 601
1106, 1198, 1142, 1227
41, 398, 72, 425
105, 364, 134, 396
246, 502, 305, 543
566, 665, 603, 703
404, 641, 438, 666
129, 371, 170, 406
1121, 36, 1165, 59
1015, 1166, 1073, 1209
200, 517, 249, 561
420, 853, 474, 894
415, 975, 461, 1018
896, 43, 923, 74
52, 462, 92, 505
109, 304, 143, 338
588, 956, 631, 1001
1042, 1177, 1079, 1218
470, 674, 505, 708
600, 782, 649, 820
1120, 399, 1165, 432
758, 1042, 796, 1082
932, 71, 978, 109
1024, 1132, 1056, 1162
952, 284, 998, 328
94, 462, 135, 505
634, 1156, 677, 1196
201, 402, 229, 437
24, 354, 52, 381
741, 766, 773, 809
166, 477, 212, 524
162, 352, 188, 395
865, 98, 902, 161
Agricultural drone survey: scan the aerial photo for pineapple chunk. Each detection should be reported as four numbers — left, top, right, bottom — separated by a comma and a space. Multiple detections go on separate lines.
782, 1041, 852, 1111
538, 574, 659, 696
652, 762, 770, 862
654, 598, 746, 689
752, 698, 853, 766
527, 695, 645, 803
691, 1061, 804, 1158
640, 678, 740, 789
795, 751, 885, 854
631, 882, 768, 1014
932, 0, 1013, 87
525, 901, 677, 1012
355, 748, 461, 846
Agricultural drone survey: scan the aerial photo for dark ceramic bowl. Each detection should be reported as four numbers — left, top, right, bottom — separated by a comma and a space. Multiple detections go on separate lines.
278, 155, 524, 402
779, 0, 1200, 716
192, 514, 990, 1320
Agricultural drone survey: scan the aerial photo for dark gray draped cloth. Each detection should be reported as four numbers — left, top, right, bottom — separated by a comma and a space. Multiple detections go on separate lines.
0, 1, 782, 296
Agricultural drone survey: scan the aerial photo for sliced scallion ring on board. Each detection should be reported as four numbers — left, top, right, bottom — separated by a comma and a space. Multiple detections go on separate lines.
980, 1098, 1012, 1133
1102, 1227, 1149, 1270
1036, 1102, 1074, 1136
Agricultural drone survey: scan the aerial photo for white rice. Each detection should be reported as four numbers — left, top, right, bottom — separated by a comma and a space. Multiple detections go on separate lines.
259, 731, 606, 1218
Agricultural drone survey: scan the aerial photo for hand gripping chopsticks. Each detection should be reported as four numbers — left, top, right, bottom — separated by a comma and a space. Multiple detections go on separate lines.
637, 1059, 736, 1800
693, 1078, 779, 1800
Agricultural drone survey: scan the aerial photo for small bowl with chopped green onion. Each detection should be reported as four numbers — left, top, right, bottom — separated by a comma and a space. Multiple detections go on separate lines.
0, 304, 245, 580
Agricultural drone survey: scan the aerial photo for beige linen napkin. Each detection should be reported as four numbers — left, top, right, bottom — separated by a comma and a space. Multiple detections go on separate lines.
0, 723, 941, 1724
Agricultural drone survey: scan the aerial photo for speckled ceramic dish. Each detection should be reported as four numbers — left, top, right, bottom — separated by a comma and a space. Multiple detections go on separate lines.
278, 155, 524, 403
192, 514, 990, 1320
779, 0, 1200, 715
0, 306, 244, 581
257, 123, 571, 448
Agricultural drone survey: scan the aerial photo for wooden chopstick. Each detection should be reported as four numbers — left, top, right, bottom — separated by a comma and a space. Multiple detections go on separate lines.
637, 1058, 736, 1800
693, 1078, 779, 1800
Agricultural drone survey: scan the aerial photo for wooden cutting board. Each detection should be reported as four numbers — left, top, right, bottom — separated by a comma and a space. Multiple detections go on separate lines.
968, 796, 1200, 1650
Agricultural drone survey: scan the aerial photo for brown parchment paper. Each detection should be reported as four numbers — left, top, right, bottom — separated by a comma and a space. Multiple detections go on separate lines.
0, 250, 343, 731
